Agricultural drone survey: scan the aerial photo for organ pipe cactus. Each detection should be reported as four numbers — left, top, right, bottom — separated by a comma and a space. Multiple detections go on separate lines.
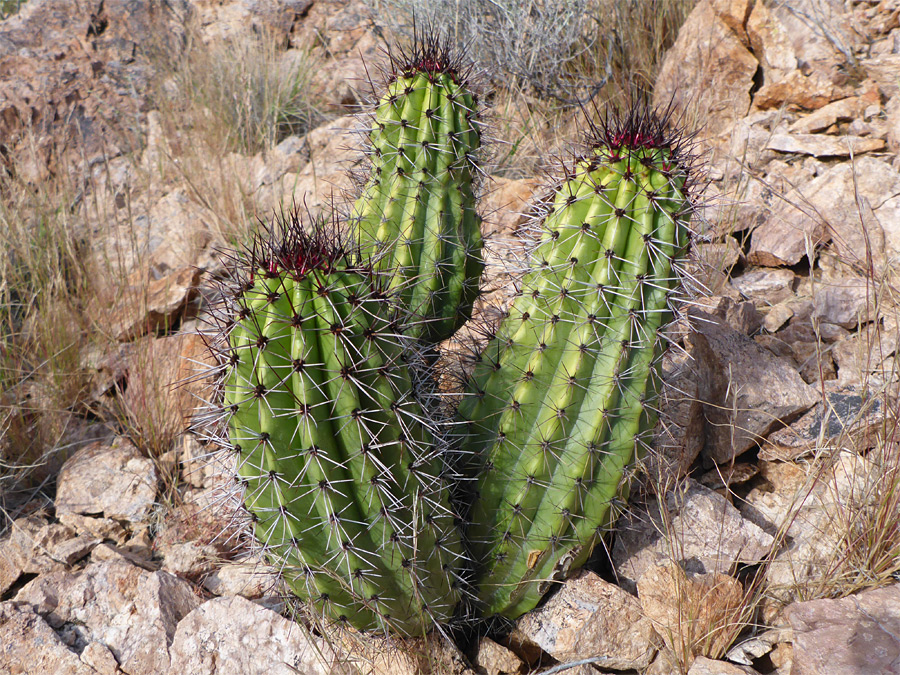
351, 36, 484, 345
457, 108, 694, 619
213, 214, 464, 636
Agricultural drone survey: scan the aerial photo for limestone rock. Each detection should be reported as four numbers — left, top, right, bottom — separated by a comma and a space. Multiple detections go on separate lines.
201, 560, 275, 599
786, 583, 900, 675
55, 437, 158, 523
688, 656, 760, 674
614, 479, 774, 593
168, 595, 353, 675
515, 570, 656, 671
730, 268, 795, 305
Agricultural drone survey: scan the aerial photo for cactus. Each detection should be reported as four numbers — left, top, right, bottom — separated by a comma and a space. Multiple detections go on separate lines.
215, 214, 464, 636
351, 35, 484, 345
457, 108, 694, 619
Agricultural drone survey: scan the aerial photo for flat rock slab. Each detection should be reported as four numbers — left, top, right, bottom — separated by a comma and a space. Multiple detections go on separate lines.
786, 583, 900, 675
613, 479, 774, 593
767, 133, 884, 157
168, 595, 353, 675
514, 570, 656, 671
55, 437, 158, 523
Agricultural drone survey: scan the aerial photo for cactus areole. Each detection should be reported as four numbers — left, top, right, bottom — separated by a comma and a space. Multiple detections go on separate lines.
458, 107, 695, 619
351, 36, 484, 345
218, 216, 463, 636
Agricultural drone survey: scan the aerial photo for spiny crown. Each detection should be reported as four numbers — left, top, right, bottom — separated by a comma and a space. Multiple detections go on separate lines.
384, 24, 476, 90
240, 209, 366, 282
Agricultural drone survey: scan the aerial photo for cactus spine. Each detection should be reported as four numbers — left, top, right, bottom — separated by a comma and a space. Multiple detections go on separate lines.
351, 39, 483, 345
219, 217, 463, 636
458, 110, 693, 619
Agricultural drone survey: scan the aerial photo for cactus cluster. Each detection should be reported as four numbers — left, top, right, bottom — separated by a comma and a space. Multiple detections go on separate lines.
202, 34, 697, 638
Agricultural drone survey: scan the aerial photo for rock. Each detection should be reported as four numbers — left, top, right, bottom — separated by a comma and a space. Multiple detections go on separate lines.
786, 583, 900, 675
787, 97, 867, 134
741, 452, 877, 619
613, 479, 774, 592
160, 541, 219, 577
762, 384, 886, 461
749, 157, 900, 267
730, 268, 795, 305
179, 434, 228, 490
51, 534, 103, 566
0, 602, 99, 675
168, 595, 353, 675
46, 559, 200, 675
766, 133, 885, 157
763, 303, 794, 332
200, 560, 274, 599
55, 437, 158, 523
654, 0, 758, 138
692, 310, 819, 462
694, 237, 743, 277
637, 562, 745, 664
725, 627, 792, 667
861, 53, 900, 98
515, 570, 656, 671
688, 656, 760, 674
80, 642, 121, 675
57, 513, 128, 544
832, 326, 899, 388
699, 462, 758, 491
474, 638, 525, 675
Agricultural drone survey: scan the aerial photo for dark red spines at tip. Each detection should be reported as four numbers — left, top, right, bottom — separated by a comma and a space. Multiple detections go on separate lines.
385, 23, 472, 87
241, 208, 365, 282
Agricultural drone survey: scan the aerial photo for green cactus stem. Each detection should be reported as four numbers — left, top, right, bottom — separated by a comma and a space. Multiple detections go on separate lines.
458, 107, 695, 619
215, 213, 464, 636
351, 36, 484, 345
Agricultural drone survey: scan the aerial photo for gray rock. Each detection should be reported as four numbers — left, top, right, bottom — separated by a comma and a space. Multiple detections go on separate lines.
786, 583, 900, 675
614, 479, 774, 592
55, 437, 158, 523
0, 602, 99, 675
811, 277, 875, 328
167, 595, 352, 675
514, 570, 656, 671
693, 310, 819, 462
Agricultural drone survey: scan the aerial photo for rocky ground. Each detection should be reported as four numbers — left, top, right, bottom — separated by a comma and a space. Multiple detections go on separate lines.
1, 0, 899, 674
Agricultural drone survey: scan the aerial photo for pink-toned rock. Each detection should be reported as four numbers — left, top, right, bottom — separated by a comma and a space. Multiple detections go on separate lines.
654, 0, 758, 138
688, 656, 760, 674
637, 562, 745, 664
811, 277, 875, 328
103, 266, 201, 342
168, 595, 352, 675
80, 642, 121, 675
515, 570, 656, 671
55, 437, 158, 523
786, 583, 900, 675
787, 97, 866, 134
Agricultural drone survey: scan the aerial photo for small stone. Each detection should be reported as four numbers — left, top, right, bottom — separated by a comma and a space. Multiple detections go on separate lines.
55, 437, 158, 523
767, 133, 884, 157
475, 638, 525, 675
515, 570, 657, 671
80, 641, 121, 675
638, 562, 745, 664
786, 583, 900, 675
103, 266, 201, 342
730, 268, 795, 305
763, 303, 794, 332
161, 541, 219, 577
688, 656, 760, 674
51, 533, 103, 566
57, 513, 128, 544
725, 627, 792, 666
0, 602, 97, 675
787, 98, 864, 134
201, 560, 274, 599
699, 463, 758, 491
